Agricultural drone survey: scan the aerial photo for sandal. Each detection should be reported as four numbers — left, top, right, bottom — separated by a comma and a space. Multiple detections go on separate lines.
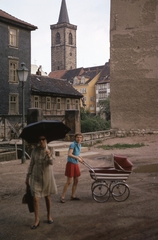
71, 197, 81, 201
60, 197, 65, 203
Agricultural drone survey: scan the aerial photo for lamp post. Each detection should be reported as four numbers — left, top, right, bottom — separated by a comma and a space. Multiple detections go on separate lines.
17, 62, 29, 164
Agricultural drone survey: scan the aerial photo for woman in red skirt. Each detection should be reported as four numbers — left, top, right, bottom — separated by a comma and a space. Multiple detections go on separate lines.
60, 133, 84, 203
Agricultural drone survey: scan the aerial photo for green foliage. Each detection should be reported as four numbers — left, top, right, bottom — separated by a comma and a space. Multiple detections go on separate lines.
81, 115, 110, 133
97, 143, 145, 150
99, 97, 110, 121
80, 107, 91, 120
80, 106, 111, 133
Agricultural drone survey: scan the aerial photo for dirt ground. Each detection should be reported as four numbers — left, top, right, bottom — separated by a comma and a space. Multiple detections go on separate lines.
0, 134, 158, 240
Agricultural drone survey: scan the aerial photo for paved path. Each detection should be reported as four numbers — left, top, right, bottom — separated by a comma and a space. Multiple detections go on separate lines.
0, 134, 158, 240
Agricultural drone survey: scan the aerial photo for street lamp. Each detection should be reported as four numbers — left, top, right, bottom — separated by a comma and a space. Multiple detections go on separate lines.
17, 62, 29, 164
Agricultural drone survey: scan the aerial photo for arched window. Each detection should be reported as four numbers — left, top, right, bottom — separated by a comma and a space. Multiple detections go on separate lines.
56, 32, 60, 44
69, 33, 73, 45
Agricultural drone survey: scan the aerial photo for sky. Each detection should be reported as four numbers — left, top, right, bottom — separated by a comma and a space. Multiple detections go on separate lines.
0, 0, 110, 74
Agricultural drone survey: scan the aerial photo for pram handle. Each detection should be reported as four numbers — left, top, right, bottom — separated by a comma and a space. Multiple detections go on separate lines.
82, 161, 95, 173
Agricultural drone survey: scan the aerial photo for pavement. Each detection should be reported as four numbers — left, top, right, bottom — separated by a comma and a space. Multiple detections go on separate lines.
0, 135, 158, 240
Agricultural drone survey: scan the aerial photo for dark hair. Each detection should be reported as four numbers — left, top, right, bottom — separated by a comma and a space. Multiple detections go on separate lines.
38, 135, 47, 140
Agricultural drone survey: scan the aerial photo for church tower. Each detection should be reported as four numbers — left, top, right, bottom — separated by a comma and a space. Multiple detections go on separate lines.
50, 0, 77, 71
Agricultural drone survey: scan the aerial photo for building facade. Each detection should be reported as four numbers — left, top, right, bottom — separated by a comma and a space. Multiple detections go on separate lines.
31, 75, 83, 119
49, 64, 110, 115
0, 10, 37, 138
30, 75, 83, 133
50, 0, 77, 71
110, 0, 158, 130
95, 62, 110, 116
0, 8, 81, 139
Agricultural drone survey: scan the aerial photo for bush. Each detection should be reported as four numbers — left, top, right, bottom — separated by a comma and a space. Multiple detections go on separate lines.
81, 116, 110, 133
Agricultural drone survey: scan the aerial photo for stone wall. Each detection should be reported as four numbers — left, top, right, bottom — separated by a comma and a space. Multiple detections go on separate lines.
110, 0, 158, 130
50, 23, 77, 71
114, 129, 158, 137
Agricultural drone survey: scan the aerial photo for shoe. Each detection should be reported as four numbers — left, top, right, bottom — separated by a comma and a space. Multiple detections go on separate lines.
47, 220, 54, 224
31, 221, 40, 230
71, 197, 80, 200
60, 197, 65, 203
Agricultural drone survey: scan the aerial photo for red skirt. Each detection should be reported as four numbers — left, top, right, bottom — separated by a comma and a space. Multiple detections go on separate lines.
65, 162, 81, 178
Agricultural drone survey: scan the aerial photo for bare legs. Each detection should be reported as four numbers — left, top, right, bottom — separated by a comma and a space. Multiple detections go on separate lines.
45, 195, 53, 221
61, 177, 79, 199
33, 197, 40, 226
33, 195, 53, 226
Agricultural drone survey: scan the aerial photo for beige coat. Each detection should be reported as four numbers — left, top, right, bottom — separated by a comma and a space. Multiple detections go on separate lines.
27, 146, 57, 197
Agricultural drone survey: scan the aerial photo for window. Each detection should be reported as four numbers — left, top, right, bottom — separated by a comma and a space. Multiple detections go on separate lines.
34, 96, 39, 108
75, 100, 79, 110
81, 76, 85, 84
66, 98, 70, 109
69, 33, 73, 45
9, 59, 18, 83
9, 94, 18, 114
90, 105, 95, 110
80, 88, 86, 94
57, 98, 61, 110
9, 27, 18, 47
56, 32, 60, 44
46, 97, 51, 110
90, 96, 95, 102
99, 92, 107, 99
73, 77, 78, 85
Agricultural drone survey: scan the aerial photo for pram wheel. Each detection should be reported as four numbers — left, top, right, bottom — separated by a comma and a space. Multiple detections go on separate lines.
91, 180, 107, 191
112, 182, 130, 202
92, 183, 110, 203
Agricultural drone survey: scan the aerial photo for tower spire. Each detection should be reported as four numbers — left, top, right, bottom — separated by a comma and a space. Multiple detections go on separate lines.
58, 0, 70, 24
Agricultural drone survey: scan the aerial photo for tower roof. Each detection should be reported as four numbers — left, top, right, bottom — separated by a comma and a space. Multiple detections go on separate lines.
58, 0, 70, 24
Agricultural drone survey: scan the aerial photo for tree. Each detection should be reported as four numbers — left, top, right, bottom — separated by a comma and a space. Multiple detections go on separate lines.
80, 107, 91, 120
99, 96, 111, 121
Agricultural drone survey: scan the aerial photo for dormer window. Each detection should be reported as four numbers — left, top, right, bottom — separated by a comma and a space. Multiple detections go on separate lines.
81, 76, 85, 84
73, 77, 78, 85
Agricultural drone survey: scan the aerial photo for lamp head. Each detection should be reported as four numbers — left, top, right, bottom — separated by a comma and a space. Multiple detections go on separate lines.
17, 62, 29, 82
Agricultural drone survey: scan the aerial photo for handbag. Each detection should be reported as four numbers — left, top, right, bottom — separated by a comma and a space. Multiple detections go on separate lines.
22, 185, 34, 213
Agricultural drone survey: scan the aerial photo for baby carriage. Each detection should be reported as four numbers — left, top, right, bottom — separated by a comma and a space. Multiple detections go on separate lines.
83, 154, 133, 203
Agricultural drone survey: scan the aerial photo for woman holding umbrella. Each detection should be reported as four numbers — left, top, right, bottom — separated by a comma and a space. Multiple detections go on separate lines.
25, 135, 57, 229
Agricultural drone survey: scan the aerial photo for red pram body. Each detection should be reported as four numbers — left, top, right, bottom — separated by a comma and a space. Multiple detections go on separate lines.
83, 154, 133, 202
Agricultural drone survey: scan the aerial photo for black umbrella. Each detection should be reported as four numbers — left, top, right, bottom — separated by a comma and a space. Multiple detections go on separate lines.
19, 120, 71, 143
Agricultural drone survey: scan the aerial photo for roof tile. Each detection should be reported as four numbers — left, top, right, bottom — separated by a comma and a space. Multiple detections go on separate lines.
31, 75, 83, 98
0, 9, 37, 30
